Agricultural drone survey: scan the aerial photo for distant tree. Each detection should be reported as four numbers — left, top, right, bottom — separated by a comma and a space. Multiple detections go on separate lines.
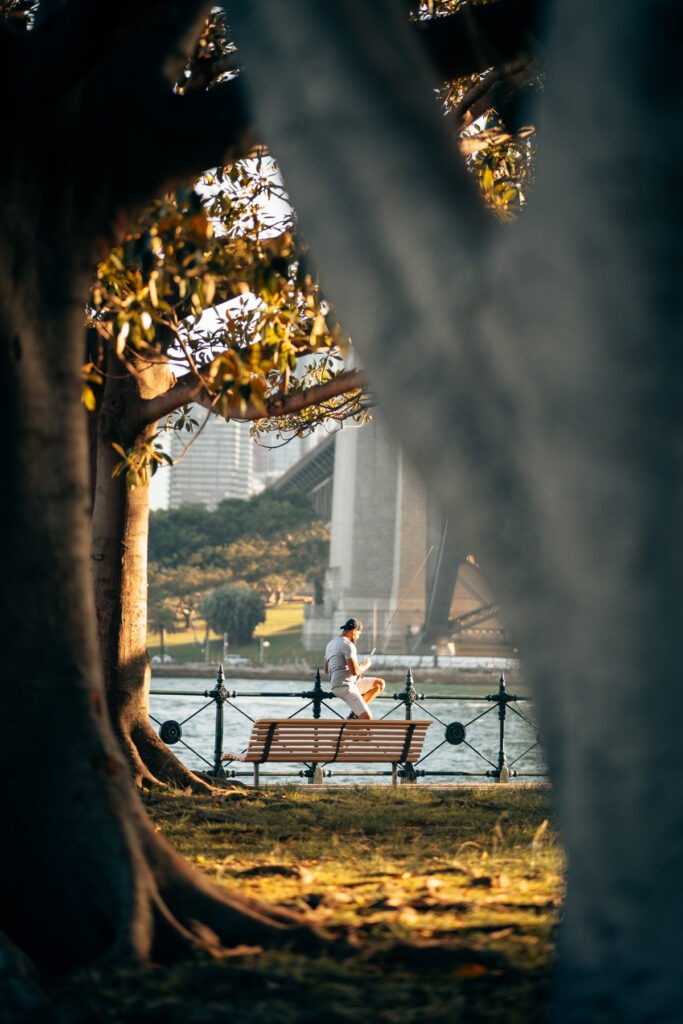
148, 504, 216, 564
211, 491, 323, 547
148, 501, 329, 614
149, 491, 320, 564
147, 597, 183, 659
200, 585, 266, 645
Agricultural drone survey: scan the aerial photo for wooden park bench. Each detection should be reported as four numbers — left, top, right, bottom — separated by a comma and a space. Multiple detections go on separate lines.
222, 718, 431, 787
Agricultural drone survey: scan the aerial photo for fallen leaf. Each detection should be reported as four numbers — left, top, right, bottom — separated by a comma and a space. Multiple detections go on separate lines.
453, 963, 489, 979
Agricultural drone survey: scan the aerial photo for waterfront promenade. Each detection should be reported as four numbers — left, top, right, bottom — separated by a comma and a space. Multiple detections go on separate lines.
151, 658, 525, 689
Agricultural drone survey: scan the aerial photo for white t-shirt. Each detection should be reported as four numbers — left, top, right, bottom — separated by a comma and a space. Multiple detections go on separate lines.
325, 635, 357, 688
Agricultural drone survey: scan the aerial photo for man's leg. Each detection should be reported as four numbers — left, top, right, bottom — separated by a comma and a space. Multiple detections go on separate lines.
331, 680, 371, 719
359, 676, 386, 706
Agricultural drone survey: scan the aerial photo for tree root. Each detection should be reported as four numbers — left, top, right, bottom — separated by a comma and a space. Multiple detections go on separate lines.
136, 812, 334, 961
127, 720, 245, 796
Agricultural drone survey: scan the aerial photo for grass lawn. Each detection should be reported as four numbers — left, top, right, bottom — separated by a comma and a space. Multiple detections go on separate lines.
50, 785, 563, 1023
148, 601, 317, 666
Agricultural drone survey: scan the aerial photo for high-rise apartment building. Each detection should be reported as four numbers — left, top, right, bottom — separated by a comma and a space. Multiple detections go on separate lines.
167, 409, 254, 510
152, 409, 328, 511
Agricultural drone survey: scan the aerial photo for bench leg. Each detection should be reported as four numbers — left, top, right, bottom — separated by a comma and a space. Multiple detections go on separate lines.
401, 762, 417, 785
311, 763, 324, 785
254, 764, 260, 788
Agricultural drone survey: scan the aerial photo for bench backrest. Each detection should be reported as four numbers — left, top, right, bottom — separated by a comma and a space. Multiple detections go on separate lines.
243, 718, 430, 764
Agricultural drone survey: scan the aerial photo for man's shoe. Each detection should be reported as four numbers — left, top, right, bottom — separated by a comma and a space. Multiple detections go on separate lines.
347, 712, 357, 719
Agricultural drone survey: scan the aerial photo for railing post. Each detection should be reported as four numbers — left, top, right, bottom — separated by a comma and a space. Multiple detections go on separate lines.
396, 667, 419, 720
494, 673, 510, 782
312, 667, 324, 719
309, 668, 324, 783
393, 668, 422, 784
207, 663, 229, 778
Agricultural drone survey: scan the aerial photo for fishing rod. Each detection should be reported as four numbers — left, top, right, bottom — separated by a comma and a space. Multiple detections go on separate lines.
369, 545, 435, 657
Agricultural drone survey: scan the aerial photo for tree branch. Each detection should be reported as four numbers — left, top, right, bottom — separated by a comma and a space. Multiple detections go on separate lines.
409, 0, 543, 81
250, 368, 366, 423
140, 368, 366, 428
455, 54, 540, 127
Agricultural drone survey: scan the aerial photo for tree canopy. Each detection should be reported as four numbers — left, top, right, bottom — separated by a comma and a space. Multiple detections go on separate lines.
149, 491, 322, 563
147, 492, 329, 623
200, 584, 266, 645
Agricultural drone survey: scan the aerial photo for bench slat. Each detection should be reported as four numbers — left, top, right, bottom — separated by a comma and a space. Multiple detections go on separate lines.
229, 719, 431, 765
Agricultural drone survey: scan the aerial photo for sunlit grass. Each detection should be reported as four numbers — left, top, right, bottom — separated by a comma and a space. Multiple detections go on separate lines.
149, 786, 562, 970
51, 785, 562, 1022
148, 600, 313, 664
253, 601, 308, 638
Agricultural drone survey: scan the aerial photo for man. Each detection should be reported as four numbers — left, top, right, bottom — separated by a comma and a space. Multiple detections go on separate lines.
324, 618, 386, 719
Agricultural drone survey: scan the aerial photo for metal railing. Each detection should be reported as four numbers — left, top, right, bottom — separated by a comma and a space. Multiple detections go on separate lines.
150, 664, 547, 784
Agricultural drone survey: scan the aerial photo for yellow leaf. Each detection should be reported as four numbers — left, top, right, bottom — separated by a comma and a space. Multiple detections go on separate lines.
498, 186, 518, 204
81, 385, 96, 411
532, 819, 549, 848
116, 320, 130, 354
202, 276, 216, 307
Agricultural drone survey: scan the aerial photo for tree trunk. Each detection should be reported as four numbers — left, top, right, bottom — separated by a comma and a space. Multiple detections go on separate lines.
227, 1, 683, 1019
91, 359, 222, 793
0, 186, 320, 982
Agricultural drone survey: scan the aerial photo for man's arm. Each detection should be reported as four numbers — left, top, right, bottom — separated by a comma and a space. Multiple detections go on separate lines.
346, 655, 371, 676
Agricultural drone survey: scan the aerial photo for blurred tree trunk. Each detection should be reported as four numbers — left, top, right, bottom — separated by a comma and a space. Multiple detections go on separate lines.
227, 0, 683, 1019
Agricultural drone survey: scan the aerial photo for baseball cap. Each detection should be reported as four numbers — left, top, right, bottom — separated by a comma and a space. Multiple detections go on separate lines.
339, 618, 362, 631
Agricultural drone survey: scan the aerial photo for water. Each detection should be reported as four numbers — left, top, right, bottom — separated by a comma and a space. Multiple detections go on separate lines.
149, 676, 547, 785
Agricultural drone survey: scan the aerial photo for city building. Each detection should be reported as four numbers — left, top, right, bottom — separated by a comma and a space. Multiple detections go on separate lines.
167, 409, 254, 509
153, 408, 330, 511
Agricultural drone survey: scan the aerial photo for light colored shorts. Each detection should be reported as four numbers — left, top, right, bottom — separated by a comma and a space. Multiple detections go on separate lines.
331, 676, 377, 717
